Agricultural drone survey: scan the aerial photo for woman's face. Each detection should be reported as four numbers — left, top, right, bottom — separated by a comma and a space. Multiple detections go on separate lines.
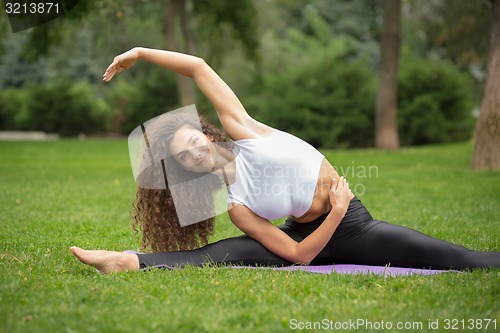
169, 125, 214, 173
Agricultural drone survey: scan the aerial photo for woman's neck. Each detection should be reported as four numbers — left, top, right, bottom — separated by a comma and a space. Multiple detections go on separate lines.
211, 144, 236, 186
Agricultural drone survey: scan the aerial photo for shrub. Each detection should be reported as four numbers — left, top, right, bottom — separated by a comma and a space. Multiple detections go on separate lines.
0, 89, 25, 130
24, 80, 110, 136
0, 80, 110, 136
0, 69, 179, 137
397, 58, 476, 145
246, 53, 376, 148
246, 55, 476, 148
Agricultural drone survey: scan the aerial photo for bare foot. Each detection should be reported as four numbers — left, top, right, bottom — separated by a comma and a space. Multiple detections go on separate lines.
70, 246, 140, 274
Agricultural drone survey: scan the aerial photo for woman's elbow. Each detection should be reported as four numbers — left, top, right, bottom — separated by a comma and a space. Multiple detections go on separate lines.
192, 57, 207, 77
294, 256, 313, 266
291, 247, 313, 265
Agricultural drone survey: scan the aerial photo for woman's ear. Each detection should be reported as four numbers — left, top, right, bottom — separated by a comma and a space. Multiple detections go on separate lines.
206, 134, 214, 142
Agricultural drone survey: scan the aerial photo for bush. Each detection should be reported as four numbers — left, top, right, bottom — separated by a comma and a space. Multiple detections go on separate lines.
246, 54, 476, 148
24, 80, 110, 136
0, 80, 110, 136
246, 52, 376, 148
0, 69, 179, 137
0, 89, 25, 130
397, 58, 476, 145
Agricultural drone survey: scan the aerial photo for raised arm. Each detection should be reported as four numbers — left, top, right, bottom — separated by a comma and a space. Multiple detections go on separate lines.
230, 177, 353, 264
103, 47, 270, 140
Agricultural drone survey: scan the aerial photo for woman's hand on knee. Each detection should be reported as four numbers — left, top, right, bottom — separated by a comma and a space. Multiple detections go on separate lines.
329, 176, 353, 213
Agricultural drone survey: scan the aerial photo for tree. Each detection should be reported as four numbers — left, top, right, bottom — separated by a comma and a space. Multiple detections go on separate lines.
0, 34, 47, 89
20, 0, 103, 60
472, 0, 500, 170
410, 0, 491, 69
164, 0, 197, 106
162, 0, 260, 105
11, 0, 259, 108
375, 0, 401, 149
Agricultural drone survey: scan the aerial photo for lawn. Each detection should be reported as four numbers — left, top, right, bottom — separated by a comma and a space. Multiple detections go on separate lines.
0, 139, 498, 333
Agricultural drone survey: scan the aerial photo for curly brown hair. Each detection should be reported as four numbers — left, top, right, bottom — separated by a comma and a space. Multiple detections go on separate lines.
131, 113, 231, 252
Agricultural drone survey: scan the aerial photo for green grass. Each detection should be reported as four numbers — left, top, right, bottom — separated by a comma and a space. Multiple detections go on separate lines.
0, 140, 499, 333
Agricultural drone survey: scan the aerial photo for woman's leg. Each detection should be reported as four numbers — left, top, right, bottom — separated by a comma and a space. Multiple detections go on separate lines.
71, 220, 321, 272
284, 198, 500, 270
327, 220, 500, 270
136, 233, 293, 269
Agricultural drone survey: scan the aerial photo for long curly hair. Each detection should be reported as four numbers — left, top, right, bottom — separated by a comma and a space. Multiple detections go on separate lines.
131, 113, 231, 252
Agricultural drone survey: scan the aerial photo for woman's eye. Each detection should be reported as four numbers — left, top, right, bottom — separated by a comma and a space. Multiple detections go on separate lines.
193, 138, 199, 144
180, 154, 186, 161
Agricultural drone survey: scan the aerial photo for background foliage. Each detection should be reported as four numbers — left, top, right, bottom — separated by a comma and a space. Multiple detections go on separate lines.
0, 0, 491, 147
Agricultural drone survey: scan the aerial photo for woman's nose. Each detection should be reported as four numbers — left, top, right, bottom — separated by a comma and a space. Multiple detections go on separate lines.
189, 148, 202, 160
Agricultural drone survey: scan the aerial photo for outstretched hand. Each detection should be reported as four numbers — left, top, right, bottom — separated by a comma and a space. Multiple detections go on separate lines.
102, 48, 140, 82
328, 176, 354, 213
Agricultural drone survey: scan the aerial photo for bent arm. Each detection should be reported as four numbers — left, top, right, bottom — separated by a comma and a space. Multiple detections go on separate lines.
135, 47, 268, 140
229, 205, 346, 264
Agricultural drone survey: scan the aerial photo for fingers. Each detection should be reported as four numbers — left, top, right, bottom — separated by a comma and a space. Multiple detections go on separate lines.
103, 67, 117, 82
344, 179, 355, 199
337, 176, 346, 191
328, 176, 356, 208
333, 176, 354, 196
331, 177, 340, 189
343, 178, 353, 195
103, 57, 120, 82
331, 176, 349, 190
106, 57, 120, 72
102, 71, 112, 82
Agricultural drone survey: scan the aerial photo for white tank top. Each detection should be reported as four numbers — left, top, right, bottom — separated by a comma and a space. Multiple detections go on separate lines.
227, 129, 325, 220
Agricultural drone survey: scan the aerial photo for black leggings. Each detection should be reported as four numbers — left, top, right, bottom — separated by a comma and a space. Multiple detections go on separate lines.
137, 198, 500, 270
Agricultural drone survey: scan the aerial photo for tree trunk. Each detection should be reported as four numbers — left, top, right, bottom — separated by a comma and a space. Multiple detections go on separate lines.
375, 0, 401, 149
165, 0, 197, 106
472, 0, 500, 170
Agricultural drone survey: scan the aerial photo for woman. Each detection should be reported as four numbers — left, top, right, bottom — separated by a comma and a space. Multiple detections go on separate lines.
70, 47, 500, 274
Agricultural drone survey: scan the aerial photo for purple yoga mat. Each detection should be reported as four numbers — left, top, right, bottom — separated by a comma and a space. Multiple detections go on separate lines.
241, 264, 458, 277
125, 251, 457, 276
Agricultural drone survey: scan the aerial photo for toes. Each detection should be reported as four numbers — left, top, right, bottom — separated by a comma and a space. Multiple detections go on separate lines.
70, 246, 80, 256
70, 246, 91, 264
